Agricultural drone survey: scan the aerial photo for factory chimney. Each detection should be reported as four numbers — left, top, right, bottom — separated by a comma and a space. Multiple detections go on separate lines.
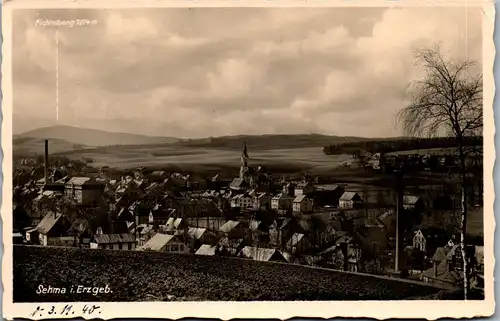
44, 139, 49, 184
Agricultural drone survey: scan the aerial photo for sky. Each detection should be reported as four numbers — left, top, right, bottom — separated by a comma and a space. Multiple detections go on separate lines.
12, 7, 483, 138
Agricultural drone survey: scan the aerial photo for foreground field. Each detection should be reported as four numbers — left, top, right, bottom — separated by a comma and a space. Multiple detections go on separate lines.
14, 246, 456, 302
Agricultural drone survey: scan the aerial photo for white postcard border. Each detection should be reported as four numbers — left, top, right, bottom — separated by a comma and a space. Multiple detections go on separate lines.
1, 0, 496, 319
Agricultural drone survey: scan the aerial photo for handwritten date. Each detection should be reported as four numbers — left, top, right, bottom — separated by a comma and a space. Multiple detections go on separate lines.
30, 304, 101, 317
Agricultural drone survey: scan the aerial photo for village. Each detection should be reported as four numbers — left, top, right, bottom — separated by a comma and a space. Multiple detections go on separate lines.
13, 139, 484, 293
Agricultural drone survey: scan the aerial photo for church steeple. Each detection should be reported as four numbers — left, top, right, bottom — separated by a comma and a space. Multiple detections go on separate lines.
240, 140, 249, 179
242, 140, 249, 162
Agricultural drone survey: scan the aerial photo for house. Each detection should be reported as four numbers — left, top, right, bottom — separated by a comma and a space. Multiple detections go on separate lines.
230, 194, 253, 209
149, 208, 172, 226
26, 212, 72, 246
293, 195, 314, 213
269, 218, 304, 248
339, 192, 364, 209
66, 219, 92, 248
64, 177, 104, 206
249, 220, 269, 245
412, 228, 449, 258
219, 220, 249, 238
238, 246, 288, 263
420, 245, 463, 288
403, 195, 425, 211
253, 193, 271, 210
286, 233, 311, 254
135, 224, 156, 246
137, 233, 189, 253
271, 193, 294, 211
90, 233, 136, 250
218, 237, 246, 256
195, 244, 217, 256
334, 237, 364, 272
164, 217, 189, 235
313, 184, 345, 207
187, 227, 220, 252
294, 182, 314, 196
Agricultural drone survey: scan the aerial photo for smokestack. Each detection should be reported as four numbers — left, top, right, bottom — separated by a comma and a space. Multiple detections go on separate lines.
44, 139, 49, 184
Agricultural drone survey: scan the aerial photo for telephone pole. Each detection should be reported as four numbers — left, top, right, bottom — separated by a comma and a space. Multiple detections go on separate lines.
394, 169, 404, 273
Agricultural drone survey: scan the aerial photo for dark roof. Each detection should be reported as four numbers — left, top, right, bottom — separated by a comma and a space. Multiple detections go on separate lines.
92, 233, 136, 244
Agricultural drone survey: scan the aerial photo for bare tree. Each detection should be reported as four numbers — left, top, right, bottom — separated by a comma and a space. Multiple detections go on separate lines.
396, 45, 483, 299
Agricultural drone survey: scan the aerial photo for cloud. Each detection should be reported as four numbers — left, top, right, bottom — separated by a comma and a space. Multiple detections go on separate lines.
12, 7, 483, 138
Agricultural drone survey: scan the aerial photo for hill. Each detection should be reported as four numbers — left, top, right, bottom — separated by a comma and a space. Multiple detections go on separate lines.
13, 245, 457, 302
13, 137, 87, 156
17, 126, 179, 147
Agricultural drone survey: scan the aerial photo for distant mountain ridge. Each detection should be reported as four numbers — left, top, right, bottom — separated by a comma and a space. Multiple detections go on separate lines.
17, 126, 179, 147
14, 125, 409, 155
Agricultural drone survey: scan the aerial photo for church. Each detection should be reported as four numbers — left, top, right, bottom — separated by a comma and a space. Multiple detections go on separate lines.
229, 141, 271, 192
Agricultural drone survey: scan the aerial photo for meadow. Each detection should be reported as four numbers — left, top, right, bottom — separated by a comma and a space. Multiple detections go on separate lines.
56, 145, 354, 174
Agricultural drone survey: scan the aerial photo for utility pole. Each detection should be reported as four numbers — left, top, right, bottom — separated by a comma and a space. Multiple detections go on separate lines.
394, 169, 404, 273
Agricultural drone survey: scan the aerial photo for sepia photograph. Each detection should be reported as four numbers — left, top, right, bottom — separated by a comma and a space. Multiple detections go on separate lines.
2, 0, 495, 319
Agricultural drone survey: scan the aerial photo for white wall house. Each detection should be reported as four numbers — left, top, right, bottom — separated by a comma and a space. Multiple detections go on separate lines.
293, 195, 314, 213
339, 192, 364, 209
90, 233, 137, 250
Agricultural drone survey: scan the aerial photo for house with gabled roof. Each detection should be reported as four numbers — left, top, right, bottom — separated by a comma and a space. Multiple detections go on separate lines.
419, 245, 463, 289
339, 192, 364, 209
269, 218, 304, 248
293, 194, 314, 213
137, 233, 188, 253
294, 181, 314, 196
253, 192, 271, 210
230, 194, 253, 209
286, 233, 311, 254
67, 219, 92, 247
26, 212, 72, 246
195, 244, 217, 256
238, 246, 288, 263
64, 176, 104, 205
219, 220, 250, 239
271, 193, 294, 211
90, 233, 137, 250
403, 195, 425, 211
187, 227, 220, 252
163, 217, 188, 235
412, 228, 449, 258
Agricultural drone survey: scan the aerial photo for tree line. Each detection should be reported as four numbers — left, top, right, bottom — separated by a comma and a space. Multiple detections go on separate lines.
322, 136, 482, 155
